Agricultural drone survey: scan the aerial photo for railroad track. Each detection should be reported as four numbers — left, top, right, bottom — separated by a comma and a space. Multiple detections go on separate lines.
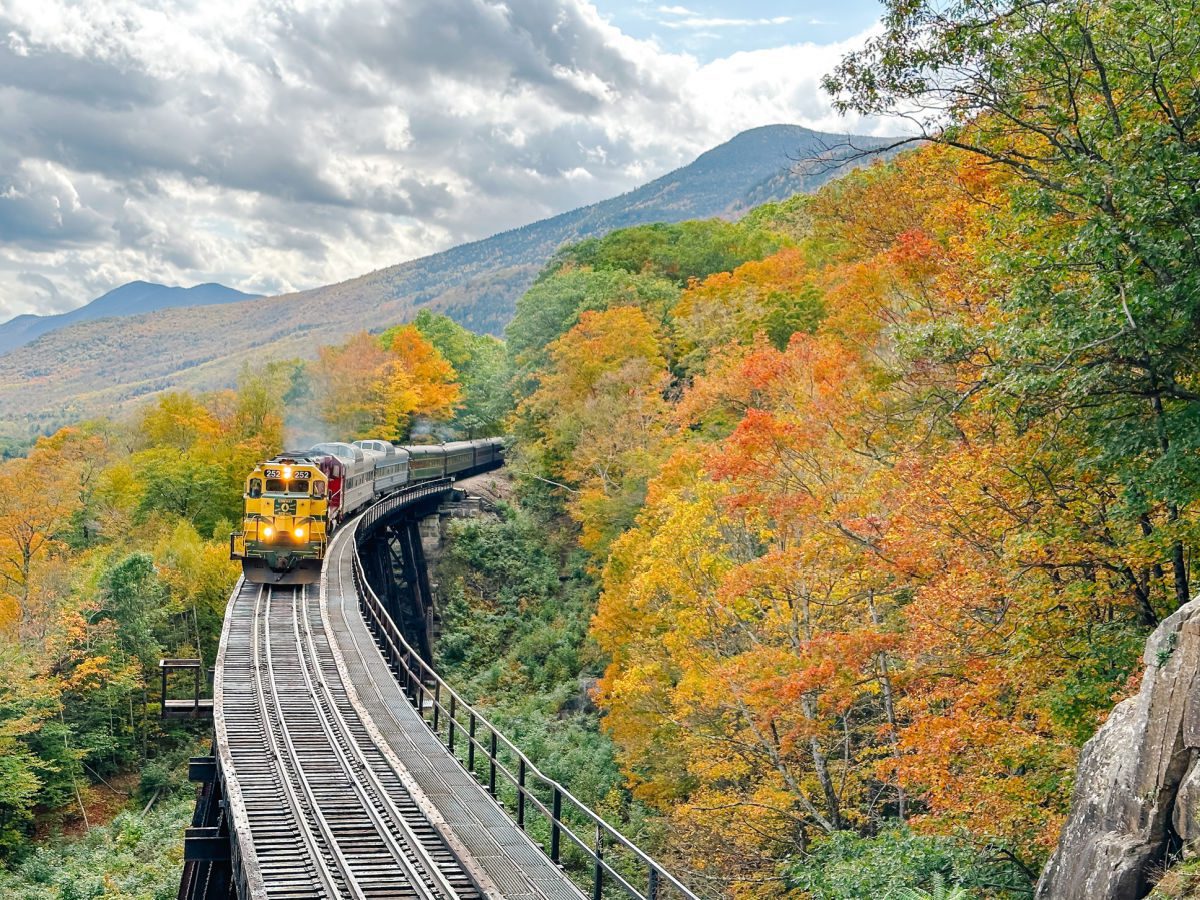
220, 578, 483, 900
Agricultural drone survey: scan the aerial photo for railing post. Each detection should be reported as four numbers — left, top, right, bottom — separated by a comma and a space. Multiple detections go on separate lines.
448, 696, 456, 753
468, 713, 476, 772
593, 825, 604, 900
488, 730, 498, 795
432, 683, 440, 733
517, 758, 526, 828
648, 867, 658, 900
551, 788, 562, 863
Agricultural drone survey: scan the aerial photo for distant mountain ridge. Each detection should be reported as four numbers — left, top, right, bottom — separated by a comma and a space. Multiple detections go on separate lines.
0, 124, 892, 427
0, 281, 259, 355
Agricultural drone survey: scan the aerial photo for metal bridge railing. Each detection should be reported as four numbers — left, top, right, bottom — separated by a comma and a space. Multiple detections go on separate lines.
350, 499, 699, 900
358, 477, 454, 535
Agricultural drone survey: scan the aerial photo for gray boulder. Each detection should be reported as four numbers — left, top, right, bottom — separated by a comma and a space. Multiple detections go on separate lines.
1037, 599, 1200, 899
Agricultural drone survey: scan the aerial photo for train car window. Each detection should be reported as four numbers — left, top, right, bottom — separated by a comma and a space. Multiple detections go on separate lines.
313, 481, 326, 498
249, 478, 262, 498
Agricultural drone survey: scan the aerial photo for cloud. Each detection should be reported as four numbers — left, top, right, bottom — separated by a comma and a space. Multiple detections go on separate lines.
16, 272, 61, 310
0, 1, 896, 322
0, 158, 108, 247
658, 16, 794, 29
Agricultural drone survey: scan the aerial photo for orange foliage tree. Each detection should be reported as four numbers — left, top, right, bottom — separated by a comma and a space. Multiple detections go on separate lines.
577, 143, 1170, 888
310, 327, 460, 442
516, 306, 672, 554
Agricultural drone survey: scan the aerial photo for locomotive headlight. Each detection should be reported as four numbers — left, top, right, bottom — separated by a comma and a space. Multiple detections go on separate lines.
283, 466, 292, 479
294, 527, 305, 539
263, 525, 274, 538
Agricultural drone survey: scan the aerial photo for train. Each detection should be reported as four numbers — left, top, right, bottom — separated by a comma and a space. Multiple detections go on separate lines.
230, 437, 504, 584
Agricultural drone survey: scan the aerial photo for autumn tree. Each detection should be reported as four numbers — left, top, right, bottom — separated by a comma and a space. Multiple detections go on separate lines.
308, 328, 460, 442
507, 268, 680, 389
579, 139, 1166, 889
827, 0, 1200, 612
0, 432, 104, 641
595, 332, 912, 880
411, 310, 511, 436
383, 324, 461, 432
672, 248, 824, 372
516, 306, 672, 554
137, 393, 220, 452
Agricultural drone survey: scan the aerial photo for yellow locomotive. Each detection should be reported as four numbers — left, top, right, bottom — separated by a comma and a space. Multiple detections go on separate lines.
231, 438, 503, 584
229, 452, 336, 584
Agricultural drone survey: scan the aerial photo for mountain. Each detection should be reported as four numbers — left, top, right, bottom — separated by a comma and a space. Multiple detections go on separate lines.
0, 281, 259, 356
0, 125, 892, 428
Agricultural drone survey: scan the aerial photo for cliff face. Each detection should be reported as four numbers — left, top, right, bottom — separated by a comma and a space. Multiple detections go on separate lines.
1038, 599, 1200, 899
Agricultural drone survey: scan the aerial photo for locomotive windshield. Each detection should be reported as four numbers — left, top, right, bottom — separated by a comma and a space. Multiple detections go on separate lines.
265, 479, 310, 494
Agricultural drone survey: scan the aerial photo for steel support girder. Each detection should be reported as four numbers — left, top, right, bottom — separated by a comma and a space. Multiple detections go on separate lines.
177, 749, 234, 900
361, 512, 438, 666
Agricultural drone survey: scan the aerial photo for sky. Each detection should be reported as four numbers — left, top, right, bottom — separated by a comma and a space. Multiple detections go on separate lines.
0, 0, 893, 321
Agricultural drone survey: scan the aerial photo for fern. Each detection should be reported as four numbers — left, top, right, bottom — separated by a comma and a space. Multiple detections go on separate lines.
892, 873, 973, 900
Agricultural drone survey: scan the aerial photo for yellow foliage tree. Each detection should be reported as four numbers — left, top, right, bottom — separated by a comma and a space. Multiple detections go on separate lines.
517, 306, 672, 554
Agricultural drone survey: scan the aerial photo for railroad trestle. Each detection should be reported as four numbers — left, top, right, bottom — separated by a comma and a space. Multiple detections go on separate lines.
178, 470, 697, 900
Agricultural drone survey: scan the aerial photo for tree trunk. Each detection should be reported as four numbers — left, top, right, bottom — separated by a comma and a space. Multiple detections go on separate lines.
802, 694, 842, 830
869, 591, 906, 820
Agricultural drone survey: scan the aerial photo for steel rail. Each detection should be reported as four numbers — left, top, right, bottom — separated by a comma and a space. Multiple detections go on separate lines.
212, 579, 268, 900
252, 584, 348, 898
290, 582, 464, 900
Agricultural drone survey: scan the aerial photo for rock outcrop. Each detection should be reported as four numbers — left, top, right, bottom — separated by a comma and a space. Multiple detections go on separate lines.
1037, 599, 1200, 899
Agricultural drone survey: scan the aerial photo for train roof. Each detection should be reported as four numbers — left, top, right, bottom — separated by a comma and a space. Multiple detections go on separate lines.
353, 439, 407, 458
309, 441, 365, 462
266, 451, 329, 465
403, 438, 504, 456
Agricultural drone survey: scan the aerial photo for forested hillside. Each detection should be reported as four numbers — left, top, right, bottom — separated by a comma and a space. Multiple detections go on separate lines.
0, 282, 260, 356
484, 0, 1200, 892
0, 125, 887, 436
